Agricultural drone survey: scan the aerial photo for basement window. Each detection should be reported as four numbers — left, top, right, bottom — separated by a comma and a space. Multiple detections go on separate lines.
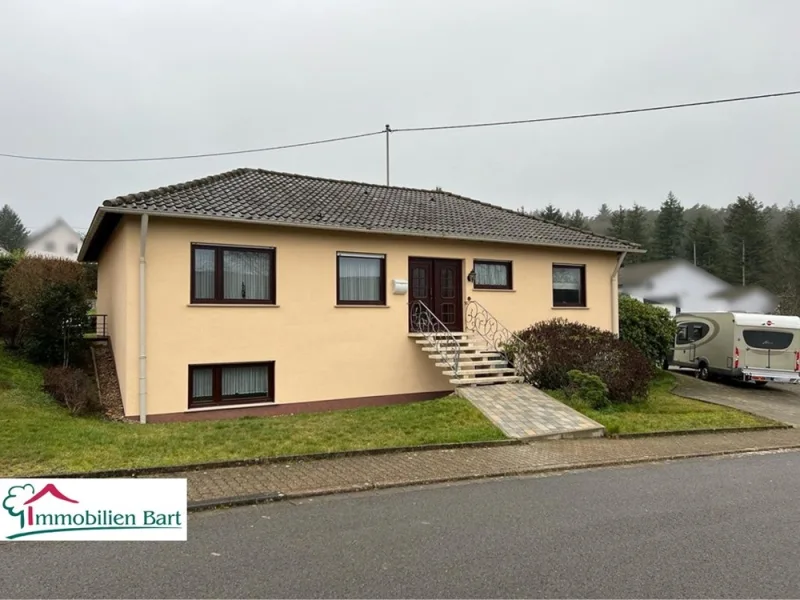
189, 362, 275, 409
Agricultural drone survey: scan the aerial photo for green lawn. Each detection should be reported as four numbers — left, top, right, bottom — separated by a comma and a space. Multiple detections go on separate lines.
548, 371, 779, 435
0, 348, 505, 477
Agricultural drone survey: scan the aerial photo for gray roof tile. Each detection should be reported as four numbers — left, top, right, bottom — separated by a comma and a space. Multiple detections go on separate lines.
101, 168, 640, 252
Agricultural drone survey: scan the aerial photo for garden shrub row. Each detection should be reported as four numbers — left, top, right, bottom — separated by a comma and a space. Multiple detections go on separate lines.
0, 254, 99, 414
618, 294, 676, 366
509, 317, 653, 403
507, 296, 677, 406
42, 365, 99, 415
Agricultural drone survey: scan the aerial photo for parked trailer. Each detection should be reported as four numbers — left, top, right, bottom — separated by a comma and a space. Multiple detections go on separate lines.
666, 312, 800, 385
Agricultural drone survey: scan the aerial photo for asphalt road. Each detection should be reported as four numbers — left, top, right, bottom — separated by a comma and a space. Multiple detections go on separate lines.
3, 451, 800, 599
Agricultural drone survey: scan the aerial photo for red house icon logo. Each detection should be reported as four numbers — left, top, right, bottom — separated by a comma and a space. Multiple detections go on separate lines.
3, 483, 78, 529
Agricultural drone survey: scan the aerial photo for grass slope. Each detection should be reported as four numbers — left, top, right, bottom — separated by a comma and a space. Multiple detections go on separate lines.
0, 348, 505, 476
549, 371, 778, 434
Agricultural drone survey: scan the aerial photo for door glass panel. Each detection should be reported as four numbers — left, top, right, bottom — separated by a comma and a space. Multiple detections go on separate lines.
441, 303, 455, 325
412, 267, 428, 299
440, 268, 455, 299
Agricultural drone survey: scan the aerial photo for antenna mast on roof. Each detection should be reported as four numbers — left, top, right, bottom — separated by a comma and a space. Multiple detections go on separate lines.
384, 124, 392, 186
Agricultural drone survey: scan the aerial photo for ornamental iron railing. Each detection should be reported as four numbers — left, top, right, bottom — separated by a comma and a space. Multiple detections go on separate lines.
464, 298, 528, 376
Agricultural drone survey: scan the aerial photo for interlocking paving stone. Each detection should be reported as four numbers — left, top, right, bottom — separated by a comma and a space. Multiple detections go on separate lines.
455, 383, 603, 438
158, 429, 800, 503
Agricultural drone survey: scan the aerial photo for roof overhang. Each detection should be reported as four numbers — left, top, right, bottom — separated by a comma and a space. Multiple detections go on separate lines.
79, 207, 643, 262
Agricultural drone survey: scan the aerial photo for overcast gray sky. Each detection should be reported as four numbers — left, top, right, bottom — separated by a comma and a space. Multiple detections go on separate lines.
1, 0, 798, 234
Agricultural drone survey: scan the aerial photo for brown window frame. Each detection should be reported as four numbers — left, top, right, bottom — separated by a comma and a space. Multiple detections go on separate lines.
472, 259, 513, 290
336, 251, 387, 306
188, 361, 275, 409
552, 264, 587, 307
190, 243, 276, 305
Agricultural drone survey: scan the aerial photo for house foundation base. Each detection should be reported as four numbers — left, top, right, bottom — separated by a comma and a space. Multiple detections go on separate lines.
125, 390, 453, 423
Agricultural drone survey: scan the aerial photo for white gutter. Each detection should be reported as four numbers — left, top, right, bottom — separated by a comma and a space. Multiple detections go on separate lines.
611, 251, 627, 336
138, 214, 149, 424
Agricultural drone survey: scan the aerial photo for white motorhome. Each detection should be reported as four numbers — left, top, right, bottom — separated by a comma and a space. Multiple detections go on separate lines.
667, 312, 800, 385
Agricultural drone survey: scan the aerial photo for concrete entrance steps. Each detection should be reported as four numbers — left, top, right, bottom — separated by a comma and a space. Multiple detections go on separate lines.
410, 332, 524, 386
410, 331, 601, 438
456, 383, 606, 440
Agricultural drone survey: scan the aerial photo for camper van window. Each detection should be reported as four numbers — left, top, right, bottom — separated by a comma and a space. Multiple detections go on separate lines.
742, 330, 794, 350
689, 324, 708, 342
676, 325, 689, 344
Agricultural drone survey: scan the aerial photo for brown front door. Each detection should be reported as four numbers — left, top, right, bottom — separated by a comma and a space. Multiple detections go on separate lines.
409, 258, 463, 331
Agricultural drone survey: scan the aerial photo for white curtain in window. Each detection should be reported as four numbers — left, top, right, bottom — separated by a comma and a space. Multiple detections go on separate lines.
339, 256, 381, 301
221, 365, 268, 398
192, 368, 213, 399
553, 267, 581, 290
475, 263, 508, 286
223, 251, 270, 300
194, 249, 216, 299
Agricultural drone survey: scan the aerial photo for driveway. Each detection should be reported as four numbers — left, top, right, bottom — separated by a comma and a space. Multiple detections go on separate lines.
672, 368, 800, 426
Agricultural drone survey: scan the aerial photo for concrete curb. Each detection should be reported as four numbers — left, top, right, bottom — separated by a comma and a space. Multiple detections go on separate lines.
187, 442, 800, 512
33, 438, 522, 479
610, 424, 792, 439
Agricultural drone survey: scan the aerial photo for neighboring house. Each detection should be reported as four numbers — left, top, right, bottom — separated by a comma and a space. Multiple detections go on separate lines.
25, 217, 82, 261
79, 168, 640, 422
619, 258, 777, 316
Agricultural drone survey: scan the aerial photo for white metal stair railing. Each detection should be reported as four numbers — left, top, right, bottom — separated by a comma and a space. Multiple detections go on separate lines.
409, 300, 463, 377
409, 300, 524, 386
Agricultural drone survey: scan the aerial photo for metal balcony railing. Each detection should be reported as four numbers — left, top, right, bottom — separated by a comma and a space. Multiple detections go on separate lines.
84, 314, 108, 339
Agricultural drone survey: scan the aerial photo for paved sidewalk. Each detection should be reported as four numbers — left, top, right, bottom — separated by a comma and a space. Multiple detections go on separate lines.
160, 428, 800, 506
456, 383, 604, 438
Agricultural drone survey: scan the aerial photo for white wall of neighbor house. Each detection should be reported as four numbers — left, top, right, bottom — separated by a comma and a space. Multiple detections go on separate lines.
26, 221, 82, 261
622, 262, 726, 313
626, 295, 679, 316
621, 262, 776, 314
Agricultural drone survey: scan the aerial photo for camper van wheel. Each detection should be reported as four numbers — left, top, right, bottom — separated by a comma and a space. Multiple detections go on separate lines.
754, 381, 768, 387
697, 363, 710, 381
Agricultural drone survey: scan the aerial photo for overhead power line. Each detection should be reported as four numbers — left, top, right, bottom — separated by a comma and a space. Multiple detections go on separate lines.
0, 89, 798, 163
392, 89, 800, 132
0, 130, 385, 163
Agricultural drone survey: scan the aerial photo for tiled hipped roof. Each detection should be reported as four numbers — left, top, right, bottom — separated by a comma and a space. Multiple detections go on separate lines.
97, 168, 639, 253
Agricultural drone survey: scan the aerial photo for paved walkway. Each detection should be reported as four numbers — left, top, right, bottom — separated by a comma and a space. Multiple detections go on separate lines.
161, 428, 800, 506
455, 383, 604, 438
672, 369, 800, 426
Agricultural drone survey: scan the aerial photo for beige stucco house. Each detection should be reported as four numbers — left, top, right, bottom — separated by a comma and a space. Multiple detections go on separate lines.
79, 168, 640, 422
